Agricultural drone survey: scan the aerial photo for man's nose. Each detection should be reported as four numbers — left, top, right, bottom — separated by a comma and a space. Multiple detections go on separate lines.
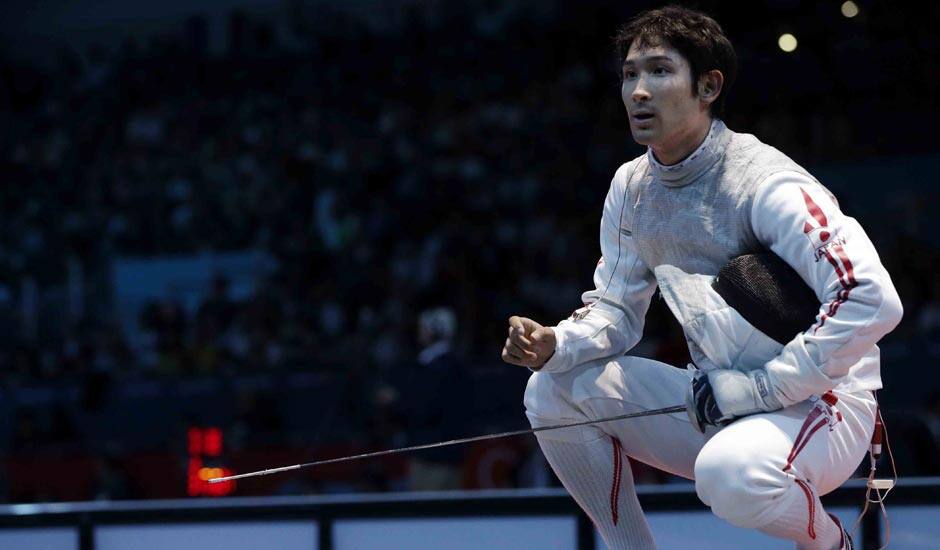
631, 76, 651, 102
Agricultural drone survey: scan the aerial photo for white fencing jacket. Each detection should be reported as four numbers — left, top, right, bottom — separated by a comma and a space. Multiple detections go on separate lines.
540, 119, 903, 407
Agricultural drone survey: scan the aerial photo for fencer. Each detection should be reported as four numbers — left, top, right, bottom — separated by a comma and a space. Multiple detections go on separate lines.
502, 6, 902, 549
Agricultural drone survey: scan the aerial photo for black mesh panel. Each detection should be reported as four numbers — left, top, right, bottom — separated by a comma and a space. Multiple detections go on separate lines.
711, 253, 821, 345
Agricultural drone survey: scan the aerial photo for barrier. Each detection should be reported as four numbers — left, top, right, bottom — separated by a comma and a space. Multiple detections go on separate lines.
1, 478, 938, 549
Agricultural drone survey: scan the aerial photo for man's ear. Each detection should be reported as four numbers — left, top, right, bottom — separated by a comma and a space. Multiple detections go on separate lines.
698, 70, 724, 105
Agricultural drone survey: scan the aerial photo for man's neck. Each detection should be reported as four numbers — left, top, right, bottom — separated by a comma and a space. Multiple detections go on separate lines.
651, 117, 713, 166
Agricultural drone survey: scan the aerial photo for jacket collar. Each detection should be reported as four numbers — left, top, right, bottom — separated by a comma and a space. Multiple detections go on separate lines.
647, 119, 729, 187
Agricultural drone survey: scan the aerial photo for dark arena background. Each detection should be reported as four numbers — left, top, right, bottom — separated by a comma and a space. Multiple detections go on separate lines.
1, 1, 938, 548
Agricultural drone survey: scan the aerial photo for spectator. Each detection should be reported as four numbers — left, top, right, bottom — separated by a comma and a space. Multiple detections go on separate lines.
396, 307, 469, 490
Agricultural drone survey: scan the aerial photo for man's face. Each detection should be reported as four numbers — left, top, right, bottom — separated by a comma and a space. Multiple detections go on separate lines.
621, 42, 707, 150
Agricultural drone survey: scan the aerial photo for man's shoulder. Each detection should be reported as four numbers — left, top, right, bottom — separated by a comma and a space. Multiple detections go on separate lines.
727, 129, 802, 164
725, 129, 813, 178
722, 128, 828, 206
726, 128, 775, 154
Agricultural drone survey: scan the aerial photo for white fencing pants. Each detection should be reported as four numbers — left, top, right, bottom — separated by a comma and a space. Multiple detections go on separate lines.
524, 355, 876, 545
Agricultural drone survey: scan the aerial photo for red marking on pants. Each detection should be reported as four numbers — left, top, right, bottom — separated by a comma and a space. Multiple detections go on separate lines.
784, 407, 824, 471
785, 397, 844, 471
610, 437, 622, 526
785, 417, 828, 472
821, 391, 838, 406
795, 479, 817, 540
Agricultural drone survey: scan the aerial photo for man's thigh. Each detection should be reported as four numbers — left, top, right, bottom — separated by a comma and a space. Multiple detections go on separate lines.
525, 356, 708, 479
697, 390, 876, 494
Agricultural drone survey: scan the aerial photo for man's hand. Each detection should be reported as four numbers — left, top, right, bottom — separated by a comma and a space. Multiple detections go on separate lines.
686, 368, 785, 433
686, 371, 729, 433
501, 316, 556, 370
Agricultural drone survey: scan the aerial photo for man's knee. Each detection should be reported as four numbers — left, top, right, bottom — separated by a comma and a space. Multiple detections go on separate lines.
694, 441, 789, 528
524, 371, 596, 443
523, 370, 569, 422
522, 359, 623, 422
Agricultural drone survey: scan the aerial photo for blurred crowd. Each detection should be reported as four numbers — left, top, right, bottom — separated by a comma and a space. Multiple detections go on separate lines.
1, 1, 939, 502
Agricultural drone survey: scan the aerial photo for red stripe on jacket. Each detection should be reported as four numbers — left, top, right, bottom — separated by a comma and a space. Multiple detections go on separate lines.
801, 186, 858, 333
801, 188, 829, 227
815, 245, 859, 332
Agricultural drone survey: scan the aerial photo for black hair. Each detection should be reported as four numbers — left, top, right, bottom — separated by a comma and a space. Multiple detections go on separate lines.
614, 5, 737, 118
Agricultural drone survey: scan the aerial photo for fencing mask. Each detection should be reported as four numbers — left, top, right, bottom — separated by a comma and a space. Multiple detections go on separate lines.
654, 252, 821, 371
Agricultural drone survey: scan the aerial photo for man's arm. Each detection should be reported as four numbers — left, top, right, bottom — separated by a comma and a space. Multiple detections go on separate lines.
502, 162, 658, 373
749, 172, 903, 405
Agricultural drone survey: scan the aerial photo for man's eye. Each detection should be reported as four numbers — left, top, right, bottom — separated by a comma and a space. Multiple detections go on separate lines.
653, 67, 669, 75
624, 70, 637, 79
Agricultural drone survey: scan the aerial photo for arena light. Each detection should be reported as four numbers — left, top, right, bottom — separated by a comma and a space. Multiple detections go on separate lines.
841, 1, 859, 18
778, 33, 798, 53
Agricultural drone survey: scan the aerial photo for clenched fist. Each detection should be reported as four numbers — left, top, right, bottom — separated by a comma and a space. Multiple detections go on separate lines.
501, 316, 556, 370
